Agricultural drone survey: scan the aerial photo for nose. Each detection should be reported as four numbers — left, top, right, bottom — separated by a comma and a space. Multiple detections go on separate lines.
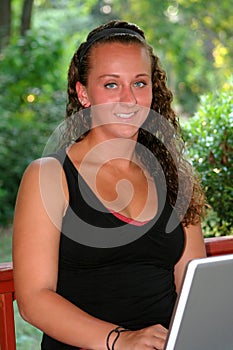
120, 85, 137, 105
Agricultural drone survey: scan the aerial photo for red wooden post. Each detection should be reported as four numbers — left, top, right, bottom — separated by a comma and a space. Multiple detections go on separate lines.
0, 262, 16, 350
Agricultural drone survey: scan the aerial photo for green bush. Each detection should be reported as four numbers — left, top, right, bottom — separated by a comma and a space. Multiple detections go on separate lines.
0, 29, 66, 225
183, 82, 233, 236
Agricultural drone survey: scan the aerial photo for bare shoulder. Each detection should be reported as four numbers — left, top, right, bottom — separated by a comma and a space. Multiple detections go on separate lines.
14, 156, 68, 233
22, 156, 63, 179
175, 222, 206, 293
20, 156, 67, 196
183, 222, 206, 250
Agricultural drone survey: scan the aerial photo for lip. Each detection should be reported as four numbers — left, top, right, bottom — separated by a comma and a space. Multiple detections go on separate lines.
114, 110, 139, 120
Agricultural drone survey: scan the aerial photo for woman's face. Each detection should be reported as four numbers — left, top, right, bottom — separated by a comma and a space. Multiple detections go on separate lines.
76, 42, 153, 140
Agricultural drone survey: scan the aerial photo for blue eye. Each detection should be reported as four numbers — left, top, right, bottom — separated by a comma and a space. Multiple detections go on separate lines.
105, 83, 117, 89
134, 81, 146, 88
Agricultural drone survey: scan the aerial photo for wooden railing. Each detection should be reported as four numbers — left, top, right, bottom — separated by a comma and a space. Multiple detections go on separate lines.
0, 262, 15, 350
205, 236, 233, 257
1, 236, 233, 350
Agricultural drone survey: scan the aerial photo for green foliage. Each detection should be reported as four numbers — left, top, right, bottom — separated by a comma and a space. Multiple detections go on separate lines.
182, 82, 233, 236
114, 0, 233, 115
0, 29, 66, 225
0, 0, 110, 226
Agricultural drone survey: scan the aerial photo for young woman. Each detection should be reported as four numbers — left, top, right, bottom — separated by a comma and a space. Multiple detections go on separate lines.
13, 20, 206, 350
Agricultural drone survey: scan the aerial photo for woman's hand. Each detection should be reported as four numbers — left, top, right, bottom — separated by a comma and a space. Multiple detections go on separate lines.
113, 324, 168, 350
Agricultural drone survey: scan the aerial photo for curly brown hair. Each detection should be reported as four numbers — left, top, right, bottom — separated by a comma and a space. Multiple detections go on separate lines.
63, 20, 205, 226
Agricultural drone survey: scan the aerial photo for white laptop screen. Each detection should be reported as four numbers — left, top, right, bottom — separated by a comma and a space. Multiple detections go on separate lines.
165, 254, 233, 350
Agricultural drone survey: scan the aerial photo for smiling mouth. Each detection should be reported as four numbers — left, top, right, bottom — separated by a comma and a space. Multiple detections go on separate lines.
114, 111, 138, 119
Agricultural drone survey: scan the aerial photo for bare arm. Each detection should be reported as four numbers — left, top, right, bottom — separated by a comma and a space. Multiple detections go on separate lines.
13, 158, 117, 349
174, 222, 207, 294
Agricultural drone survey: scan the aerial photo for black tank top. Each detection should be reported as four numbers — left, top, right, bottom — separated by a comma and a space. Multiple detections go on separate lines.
41, 149, 185, 350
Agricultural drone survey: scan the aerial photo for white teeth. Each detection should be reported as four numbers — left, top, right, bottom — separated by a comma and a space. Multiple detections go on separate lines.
116, 112, 135, 119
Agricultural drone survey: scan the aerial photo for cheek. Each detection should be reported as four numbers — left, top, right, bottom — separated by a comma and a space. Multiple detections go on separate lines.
138, 90, 152, 107
88, 89, 117, 105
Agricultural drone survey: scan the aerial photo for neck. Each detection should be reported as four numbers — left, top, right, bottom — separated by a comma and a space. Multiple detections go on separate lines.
83, 133, 138, 169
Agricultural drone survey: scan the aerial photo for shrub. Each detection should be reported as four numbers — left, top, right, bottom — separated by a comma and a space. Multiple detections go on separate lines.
0, 30, 66, 225
182, 82, 233, 236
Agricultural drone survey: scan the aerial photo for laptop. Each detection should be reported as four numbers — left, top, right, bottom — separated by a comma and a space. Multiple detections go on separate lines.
165, 254, 233, 350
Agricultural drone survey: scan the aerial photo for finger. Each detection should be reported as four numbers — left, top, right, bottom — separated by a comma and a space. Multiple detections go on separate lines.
152, 330, 167, 339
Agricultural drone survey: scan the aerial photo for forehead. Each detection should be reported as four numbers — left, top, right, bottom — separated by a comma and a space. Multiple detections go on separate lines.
88, 42, 151, 71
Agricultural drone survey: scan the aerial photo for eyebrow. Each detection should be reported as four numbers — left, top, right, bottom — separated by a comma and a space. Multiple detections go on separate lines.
98, 73, 151, 79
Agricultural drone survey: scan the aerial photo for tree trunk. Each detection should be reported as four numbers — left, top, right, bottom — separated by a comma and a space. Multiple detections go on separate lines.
0, 0, 11, 52
20, 0, 34, 37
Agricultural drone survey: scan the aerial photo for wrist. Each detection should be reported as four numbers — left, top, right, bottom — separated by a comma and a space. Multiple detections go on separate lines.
106, 326, 130, 350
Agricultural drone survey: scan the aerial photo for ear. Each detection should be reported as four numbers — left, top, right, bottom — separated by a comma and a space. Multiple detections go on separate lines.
75, 82, 91, 107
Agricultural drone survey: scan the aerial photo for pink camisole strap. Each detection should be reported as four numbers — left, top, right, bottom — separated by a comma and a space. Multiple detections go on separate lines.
109, 209, 150, 226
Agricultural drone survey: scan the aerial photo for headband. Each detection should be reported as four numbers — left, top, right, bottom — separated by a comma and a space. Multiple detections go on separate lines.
78, 27, 145, 68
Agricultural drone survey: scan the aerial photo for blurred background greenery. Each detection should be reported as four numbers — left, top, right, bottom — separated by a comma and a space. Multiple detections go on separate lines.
0, 0, 232, 347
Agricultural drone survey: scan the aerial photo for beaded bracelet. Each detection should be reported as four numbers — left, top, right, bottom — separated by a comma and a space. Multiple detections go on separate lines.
106, 326, 129, 350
